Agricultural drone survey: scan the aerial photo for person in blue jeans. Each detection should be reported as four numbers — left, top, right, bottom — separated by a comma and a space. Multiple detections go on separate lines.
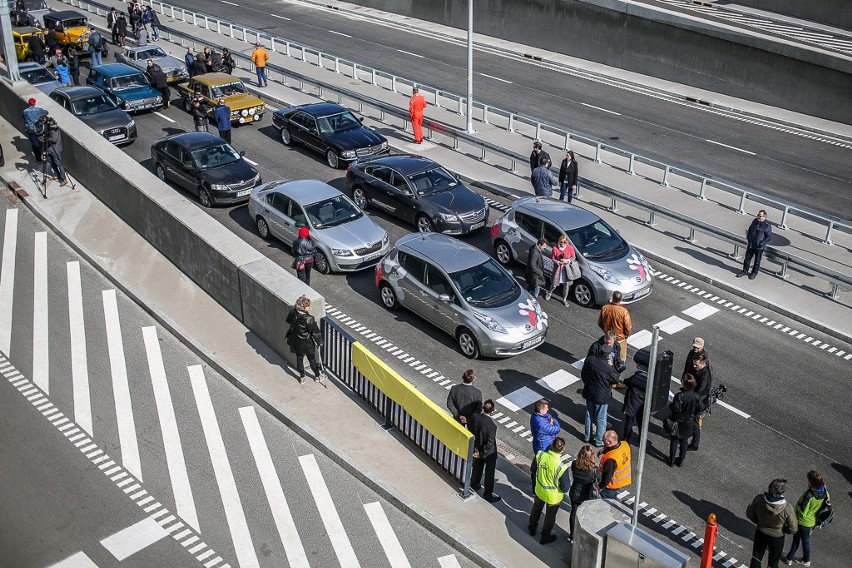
581, 342, 622, 447
784, 471, 828, 567
88, 27, 103, 67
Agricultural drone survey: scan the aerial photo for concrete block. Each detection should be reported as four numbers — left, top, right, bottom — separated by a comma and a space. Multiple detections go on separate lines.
572, 498, 630, 568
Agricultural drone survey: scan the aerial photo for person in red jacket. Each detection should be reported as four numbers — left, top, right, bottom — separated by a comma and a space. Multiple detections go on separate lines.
409, 86, 427, 144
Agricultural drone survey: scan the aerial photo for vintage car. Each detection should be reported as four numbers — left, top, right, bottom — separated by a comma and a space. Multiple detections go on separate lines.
11, 0, 49, 27
176, 73, 264, 125
42, 10, 91, 52
115, 45, 188, 84
12, 26, 44, 62
86, 63, 163, 113
18, 61, 62, 95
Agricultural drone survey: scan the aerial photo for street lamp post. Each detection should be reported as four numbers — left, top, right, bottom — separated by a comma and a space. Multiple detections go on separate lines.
1, 1, 22, 81
466, 0, 474, 133
632, 325, 660, 526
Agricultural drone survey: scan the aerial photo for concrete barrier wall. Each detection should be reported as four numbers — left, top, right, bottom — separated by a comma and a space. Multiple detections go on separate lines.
735, 0, 852, 31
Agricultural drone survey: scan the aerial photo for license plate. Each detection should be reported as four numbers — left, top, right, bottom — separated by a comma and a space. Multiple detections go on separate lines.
470, 221, 485, 230
236, 189, 251, 197
521, 335, 544, 350
363, 251, 382, 262
107, 134, 124, 141
634, 287, 651, 298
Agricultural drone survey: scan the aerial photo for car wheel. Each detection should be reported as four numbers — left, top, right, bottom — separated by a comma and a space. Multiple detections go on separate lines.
457, 327, 480, 359
572, 279, 596, 308
183, 96, 192, 112
379, 282, 399, 310
352, 186, 368, 209
198, 187, 212, 208
326, 149, 339, 169
494, 239, 513, 266
416, 215, 434, 233
279, 127, 291, 145
256, 216, 271, 240
314, 251, 330, 274
155, 162, 166, 182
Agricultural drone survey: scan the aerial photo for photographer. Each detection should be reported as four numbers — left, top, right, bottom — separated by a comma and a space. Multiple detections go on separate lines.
190, 97, 210, 132
23, 98, 48, 160
35, 115, 69, 186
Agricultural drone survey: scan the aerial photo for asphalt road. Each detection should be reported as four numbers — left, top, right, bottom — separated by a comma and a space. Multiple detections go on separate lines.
165, 0, 852, 220
117, 101, 852, 564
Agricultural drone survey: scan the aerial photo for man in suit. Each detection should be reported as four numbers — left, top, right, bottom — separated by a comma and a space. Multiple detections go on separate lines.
468, 399, 501, 503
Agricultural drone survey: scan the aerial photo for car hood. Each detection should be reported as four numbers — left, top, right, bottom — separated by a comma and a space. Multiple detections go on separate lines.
152, 56, 185, 72
200, 160, 258, 185
79, 108, 132, 130
114, 86, 160, 100
223, 92, 263, 110
34, 80, 62, 95
582, 245, 652, 285
421, 184, 485, 214
471, 291, 548, 336
314, 214, 386, 250
328, 127, 385, 149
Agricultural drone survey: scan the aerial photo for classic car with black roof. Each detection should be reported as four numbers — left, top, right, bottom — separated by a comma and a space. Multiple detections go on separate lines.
49, 86, 136, 146
42, 10, 91, 52
86, 63, 163, 113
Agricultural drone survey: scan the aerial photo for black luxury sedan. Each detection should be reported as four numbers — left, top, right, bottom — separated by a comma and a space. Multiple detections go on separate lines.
49, 86, 137, 146
271, 102, 388, 168
345, 154, 488, 234
150, 132, 261, 207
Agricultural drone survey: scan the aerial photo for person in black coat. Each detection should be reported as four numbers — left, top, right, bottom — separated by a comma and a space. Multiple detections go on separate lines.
688, 352, 712, 451
292, 227, 317, 285
581, 344, 623, 447
668, 375, 701, 467
621, 371, 645, 445
66, 47, 80, 86
568, 444, 597, 541
558, 150, 578, 203
525, 238, 547, 298
529, 141, 550, 173
446, 369, 482, 425
737, 209, 772, 279
221, 48, 236, 74
44, 28, 60, 53
286, 296, 325, 384
468, 400, 501, 503
27, 33, 46, 64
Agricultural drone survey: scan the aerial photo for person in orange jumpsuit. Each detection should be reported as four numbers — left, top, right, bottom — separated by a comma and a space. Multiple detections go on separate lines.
409, 86, 427, 144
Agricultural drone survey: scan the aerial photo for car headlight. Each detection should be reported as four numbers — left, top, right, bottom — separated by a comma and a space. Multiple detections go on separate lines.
588, 264, 620, 284
127, 119, 136, 129
155, 96, 162, 103
382, 233, 389, 245
380, 141, 388, 150
436, 212, 458, 222
120, 100, 128, 109
240, 109, 249, 117
472, 312, 507, 334
248, 107, 256, 115
210, 184, 229, 191
331, 248, 354, 257
341, 149, 356, 159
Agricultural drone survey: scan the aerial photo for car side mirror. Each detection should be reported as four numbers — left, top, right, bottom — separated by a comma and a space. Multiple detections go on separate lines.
357, 116, 364, 123
239, 150, 246, 156
438, 294, 453, 303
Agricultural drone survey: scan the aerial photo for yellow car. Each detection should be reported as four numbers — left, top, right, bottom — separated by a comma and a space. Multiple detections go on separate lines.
12, 26, 44, 62
42, 11, 91, 51
177, 73, 265, 124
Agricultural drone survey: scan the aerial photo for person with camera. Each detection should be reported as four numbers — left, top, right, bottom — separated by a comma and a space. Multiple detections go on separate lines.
36, 115, 69, 186
23, 98, 48, 160
689, 352, 712, 452
190, 97, 210, 132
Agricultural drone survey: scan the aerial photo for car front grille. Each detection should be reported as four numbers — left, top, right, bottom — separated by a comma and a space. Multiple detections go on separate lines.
355, 144, 384, 158
130, 97, 159, 108
354, 239, 384, 256
459, 206, 487, 223
102, 127, 127, 137
222, 178, 256, 192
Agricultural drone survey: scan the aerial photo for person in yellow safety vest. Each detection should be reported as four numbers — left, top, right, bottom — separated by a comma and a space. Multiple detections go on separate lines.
528, 437, 571, 545
597, 430, 632, 499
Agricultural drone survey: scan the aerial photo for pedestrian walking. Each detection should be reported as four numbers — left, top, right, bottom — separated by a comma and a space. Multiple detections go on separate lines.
689, 352, 711, 451
544, 233, 577, 306
468, 399, 501, 503
525, 238, 547, 298
738, 209, 773, 280
409, 86, 427, 144
558, 150, 578, 202
747, 478, 797, 568
88, 26, 104, 67
41, 116, 68, 186
529, 141, 550, 172
531, 158, 557, 198
529, 437, 570, 544
107, 7, 119, 44
285, 296, 326, 384
784, 471, 829, 567
446, 369, 482, 426
597, 430, 631, 499
190, 98, 209, 132
529, 398, 561, 490
251, 43, 269, 87
620, 370, 644, 445
581, 343, 622, 447
23, 98, 48, 160
666, 375, 700, 467
568, 444, 597, 541
291, 226, 316, 285
213, 99, 232, 144
66, 46, 80, 86
597, 291, 632, 363
149, 8, 161, 41
116, 15, 128, 47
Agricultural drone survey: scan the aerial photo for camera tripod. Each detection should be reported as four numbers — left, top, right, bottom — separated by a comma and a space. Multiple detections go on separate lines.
31, 151, 76, 199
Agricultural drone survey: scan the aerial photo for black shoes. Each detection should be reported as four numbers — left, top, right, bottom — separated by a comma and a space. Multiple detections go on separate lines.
736, 272, 747, 278
541, 534, 557, 545
749, 273, 757, 280
528, 525, 537, 536
688, 444, 700, 451
483, 493, 502, 503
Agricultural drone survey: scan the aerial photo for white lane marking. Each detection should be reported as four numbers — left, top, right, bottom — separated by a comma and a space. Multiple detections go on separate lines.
438, 555, 462, 568
478, 72, 512, 84
100, 517, 168, 561
496, 386, 541, 413
580, 102, 622, 116
33, 232, 48, 393
220, 0, 239, 5
103, 290, 142, 481
299, 454, 361, 568
67, 261, 92, 436
705, 139, 756, 155
536, 369, 579, 392
654, 315, 692, 335
270, 13, 290, 20
716, 399, 751, 419
188, 365, 259, 568
142, 326, 198, 532
627, 329, 655, 350
572, 358, 585, 369
239, 406, 310, 568
681, 301, 718, 321
154, 111, 176, 123
364, 502, 412, 568
243, 157, 258, 166
396, 49, 424, 59
327, 30, 352, 37
0, 208, 18, 354
47, 552, 100, 567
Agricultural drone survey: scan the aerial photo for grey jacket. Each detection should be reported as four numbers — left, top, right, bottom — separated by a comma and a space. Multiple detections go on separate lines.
746, 493, 798, 537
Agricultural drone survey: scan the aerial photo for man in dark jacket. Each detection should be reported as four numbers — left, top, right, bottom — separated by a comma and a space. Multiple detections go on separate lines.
286, 296, 324, 384
738, 209, 772, 280
688, 352, 712, 451
683, 336, 713, 378
581, 343, 622, 447
27, 33, 46, 64
107, 7, 119, 44
587, 332, 626, 374
525, 238, 547, 298
529, 141, 550, 173
190, 98, 209, 132
558, 150, 578, 202
468, 400, 500, 503
149, 63, 170, 109
621, 371, 645, 445
747, 479, 797, 568
213, 99, 232, 144
531, 158, 557, 198
446, 369, 482, 425
44, 27, 59, 53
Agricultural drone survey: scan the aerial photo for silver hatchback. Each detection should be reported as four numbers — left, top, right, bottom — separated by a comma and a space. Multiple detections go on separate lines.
376, 233, 548, 359
491, 197, 653, 307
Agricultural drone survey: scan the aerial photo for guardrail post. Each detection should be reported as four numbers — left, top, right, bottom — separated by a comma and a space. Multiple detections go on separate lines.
203, 15, 208, 29
609, 198, 618, 212
595, 142, 602, 163
780, 206, 790, 229
192, 13, 196, 26
698, 178, 708, 200
564, 133, 570, 151
823, 222, 835, 245
777, 261, 789, 280
729, 245, 741, 259
317, 51, 322, 67
509, 159, 517, 173
483, 105, 489, 124
574, 182, 581, 199
334, 57, 340, 73
229, 23, 233, 37
381, 395, 394, 431
435, 90, 441, 109
371, 69, 377, 86
379, 109, 385, 122
535, 123, 541, 141
628, 154, 636, 175
318, 86, 323, 98
391, 75, 396, 93
352, 62, 358, 79
300, 45, 305, 61
646, 211, 657, 227
686, 228, 696, 243
298, 79, 304, 90
737, 192, 747, 214
216, 20, 221, 34
480, 147, 487, 162
270, 38, 275, 52
286, 42, 291, 57
181, 8, 187, 22
459, 437, 475, 500
457, 97, 463, 116
661, 165, 670, 186
242, 28, 247, 42
828, 283, 839, 300
508, 114, 515, 132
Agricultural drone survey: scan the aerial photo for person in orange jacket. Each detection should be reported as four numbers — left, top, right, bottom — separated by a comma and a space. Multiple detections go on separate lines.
251, 43, 269, 87
409, 86, 427, 144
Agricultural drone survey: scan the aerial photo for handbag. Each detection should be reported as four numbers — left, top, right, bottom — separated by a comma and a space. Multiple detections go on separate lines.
566, 258, 582, 281
663, 417, 679, 437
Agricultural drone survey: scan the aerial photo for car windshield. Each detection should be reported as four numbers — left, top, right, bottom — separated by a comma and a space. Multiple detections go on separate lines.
566, 220, 628, 260
21, 68, 55, 84
305, 194, 363, 229
60, 18, 87, 27
316, 111, 361, 135
211, 82, 247, 98
449, 258, 520, 308
111, 73, 149, 89
135, 47, 167, 59
408, 166, 458, 195
191, 144, 241, 169
71, 94, 118, 115
25, 0, 48, 9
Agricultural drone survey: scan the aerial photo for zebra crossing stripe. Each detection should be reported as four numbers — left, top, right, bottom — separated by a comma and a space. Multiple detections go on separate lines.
67, 261, 92, 436
33, 232, 49, 393
364, 502, 413, 568
0, 209, 18, 355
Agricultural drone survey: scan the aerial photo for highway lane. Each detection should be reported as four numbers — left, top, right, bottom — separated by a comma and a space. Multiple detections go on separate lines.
164, 0, 852, 219
120, 104, 852, 562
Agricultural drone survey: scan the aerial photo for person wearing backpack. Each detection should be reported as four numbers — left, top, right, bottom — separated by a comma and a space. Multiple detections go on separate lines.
88, 27, 104, 67
784, 471, 829, 567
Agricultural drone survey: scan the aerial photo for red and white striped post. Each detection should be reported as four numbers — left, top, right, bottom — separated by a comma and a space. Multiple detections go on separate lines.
700, 513, 718, 568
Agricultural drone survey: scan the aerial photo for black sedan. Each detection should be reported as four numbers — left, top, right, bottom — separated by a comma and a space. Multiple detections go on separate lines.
272, 102, 388, 168
345, 154, 488, 234
150, 132, 261, 207
50, 86, 137, 146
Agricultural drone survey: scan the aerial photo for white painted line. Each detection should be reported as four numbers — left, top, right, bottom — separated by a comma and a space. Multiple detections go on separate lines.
364, 502, 412, 568
0, 209, 18, 355
396, 49, 424, 58
705, 139, 756, 155
243, 157, 258, 166
33, 232, 48, 392
67, 261, 92, 436
654, 315, 692, 335
299, 454, 361, 568
438, 555, 462, 568
717, 400, 751, 419
572, 358, 585, 369
103, 290, 142, 481
189, 365, 258, 568
627, 330, 655, 350
154, 111, 176, 123
581, 102, 622, 116
270, 14, 290, 20
142, 326, 198, 532
505, 420, 518, 429
327, 29, 352, 37
496, 386, 541, 412
47, 551, 100, 567
220, 0, 239, 6
239, 406, 310, 568
101, 517, 168, 561
681, 302, 719, 321
536, 369, 579, 392
478, 72, 512, 84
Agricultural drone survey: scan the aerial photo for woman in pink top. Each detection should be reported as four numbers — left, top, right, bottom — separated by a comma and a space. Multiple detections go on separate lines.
545, 234, 576, 306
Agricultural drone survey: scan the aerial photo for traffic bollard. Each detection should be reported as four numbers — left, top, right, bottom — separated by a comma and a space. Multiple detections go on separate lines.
700, 513, 718, 568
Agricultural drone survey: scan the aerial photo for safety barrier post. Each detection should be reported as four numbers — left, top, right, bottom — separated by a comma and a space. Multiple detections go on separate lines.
823, 221, 835, 245
662, 165, 671, 186
371, 69, 377, 86
460, 436, 475, 499
391, 75, 396, 92
270, 38, 275, 52
508, 113, 514, 132
687, 228, 696, 243
317, 51, 322, 67
778, 261, 789, 280
780, 205, 790, 229
699, 514, 718, 568
482, 105, 489, 124
628, 154, 636, 175
563, 133, 570, 151
535, 123, 541, 141
457, 97, 463, 116
595, 142, 602, 163
737, 192, 748, 214
229, 23, 233, 37
609, 197, 618, 212
216, 20, 220, 34
203, 15, 208, 29
699, 178, 708, 200
646, 211, 657, 227
334, 57, 340, 73
352, 62, 357, 79
435, 90, 441, 109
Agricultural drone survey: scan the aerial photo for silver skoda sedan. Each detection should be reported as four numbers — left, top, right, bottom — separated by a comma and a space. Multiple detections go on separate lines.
376, 233, 548, 359
249, 179, 389, 273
